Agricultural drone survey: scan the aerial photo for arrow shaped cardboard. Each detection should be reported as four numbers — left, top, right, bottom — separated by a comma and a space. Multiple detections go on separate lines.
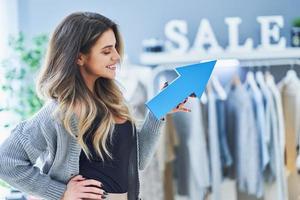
146, 60, 216, 119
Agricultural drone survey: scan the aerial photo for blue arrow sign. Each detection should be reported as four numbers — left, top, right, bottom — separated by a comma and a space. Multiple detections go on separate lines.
145, 60, 217, 119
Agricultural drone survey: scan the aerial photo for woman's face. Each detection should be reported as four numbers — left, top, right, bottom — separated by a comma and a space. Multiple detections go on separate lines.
78, 29, 121, 81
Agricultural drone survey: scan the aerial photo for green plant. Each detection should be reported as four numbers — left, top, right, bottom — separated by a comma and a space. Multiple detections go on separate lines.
0, 32, 48, 128
293, 17, 300, 27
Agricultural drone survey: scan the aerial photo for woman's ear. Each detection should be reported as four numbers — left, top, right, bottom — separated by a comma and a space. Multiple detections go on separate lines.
77, 53, 86, 66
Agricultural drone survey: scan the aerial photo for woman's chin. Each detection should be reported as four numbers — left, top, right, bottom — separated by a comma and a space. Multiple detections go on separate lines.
99, 74, 116, 80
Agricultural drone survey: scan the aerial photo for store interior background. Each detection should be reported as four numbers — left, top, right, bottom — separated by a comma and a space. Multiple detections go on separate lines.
1, 0, 300, 200
13, 0, 300, 63
11, 0, 300, 83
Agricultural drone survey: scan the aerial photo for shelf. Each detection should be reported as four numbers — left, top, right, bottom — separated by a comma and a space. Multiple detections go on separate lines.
140, 47, 300, 66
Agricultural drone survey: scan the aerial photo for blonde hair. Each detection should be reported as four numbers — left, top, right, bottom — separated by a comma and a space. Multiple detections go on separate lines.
37, 12, 135, 161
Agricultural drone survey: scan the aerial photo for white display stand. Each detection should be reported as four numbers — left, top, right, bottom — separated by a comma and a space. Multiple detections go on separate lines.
140, 48, 300, 66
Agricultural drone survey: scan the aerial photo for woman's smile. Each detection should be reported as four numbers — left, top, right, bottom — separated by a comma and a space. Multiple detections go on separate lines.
106, 64, 116, 70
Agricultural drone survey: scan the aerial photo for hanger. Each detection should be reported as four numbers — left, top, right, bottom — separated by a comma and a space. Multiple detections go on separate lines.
256, 68, 266, 88
265, 71, 275, 85
211, 76, 227, 100
200, 91, 208, 104
263, 61, 269, 77
284, 60, 298, 84
265, 60, 271, 73
245, 62, 260, 94
263, 60, 273, 81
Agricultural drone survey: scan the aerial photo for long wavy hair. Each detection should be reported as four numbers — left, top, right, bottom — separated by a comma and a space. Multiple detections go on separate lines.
36, 12, 135, 161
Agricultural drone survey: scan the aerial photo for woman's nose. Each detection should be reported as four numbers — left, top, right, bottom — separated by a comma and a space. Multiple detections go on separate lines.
112, 49, 121, 62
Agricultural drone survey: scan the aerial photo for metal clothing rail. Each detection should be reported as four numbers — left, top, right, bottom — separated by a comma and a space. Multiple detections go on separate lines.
240, 58, 300, 68
140, 48, 300, 66
146, 58, 300, 98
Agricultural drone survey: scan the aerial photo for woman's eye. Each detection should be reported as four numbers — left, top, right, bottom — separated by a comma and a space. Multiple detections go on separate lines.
103, 51, 110, 55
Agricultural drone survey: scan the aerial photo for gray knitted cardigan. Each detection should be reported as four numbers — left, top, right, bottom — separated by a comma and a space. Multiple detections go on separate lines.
0, 99, 164, 200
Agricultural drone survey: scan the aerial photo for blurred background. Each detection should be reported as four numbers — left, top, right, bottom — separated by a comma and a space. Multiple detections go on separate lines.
1, 0, 300, 199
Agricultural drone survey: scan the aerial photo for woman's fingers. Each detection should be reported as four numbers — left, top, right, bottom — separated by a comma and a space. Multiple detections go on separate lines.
173, 106, 191, 112
164, 81, 168, 87
189, 92, 196, 97
80, 186, 106, 195
179, 107, 191, 112
181, 97, 188, 104
65, 175, 107, 200
79, 179, 103, 188
71, 175, 86, 181
78, 192, 103, 199
175, 103, 183, 109
78, 185, 107, 199
176, 98, 188, 109
160, 81, 169, 90
173, 102, 191, 112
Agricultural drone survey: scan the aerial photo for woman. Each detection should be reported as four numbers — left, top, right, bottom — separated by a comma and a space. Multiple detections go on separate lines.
0, 12, 190, 200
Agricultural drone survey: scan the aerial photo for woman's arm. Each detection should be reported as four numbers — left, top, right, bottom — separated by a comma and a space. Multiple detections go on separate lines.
0, 119, 67, 200
136, 111, 165, 170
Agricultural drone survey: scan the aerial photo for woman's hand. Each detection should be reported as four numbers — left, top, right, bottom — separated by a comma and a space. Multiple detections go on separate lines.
61, 175, 107, 200
160, 81, 194, 115
169, 96, 192, 113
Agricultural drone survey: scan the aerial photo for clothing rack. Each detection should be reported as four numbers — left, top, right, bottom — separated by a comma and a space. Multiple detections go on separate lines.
146, 58, 300, 98
137, 56, 300, 200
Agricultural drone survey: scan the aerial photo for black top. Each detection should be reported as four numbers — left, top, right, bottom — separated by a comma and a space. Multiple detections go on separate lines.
79, 115, 135, 193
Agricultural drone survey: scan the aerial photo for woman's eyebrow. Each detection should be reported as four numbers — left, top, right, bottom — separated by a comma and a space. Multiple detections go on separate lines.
101, 45, 114, 49
101, 43, 116, 49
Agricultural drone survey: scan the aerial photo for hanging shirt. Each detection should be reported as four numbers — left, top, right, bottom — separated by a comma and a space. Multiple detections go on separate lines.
215, 94, 233, 172
245, 83, 267, 198
172, 98, 210, 200
206, 89, 222, 200
226, 84, 262, 197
